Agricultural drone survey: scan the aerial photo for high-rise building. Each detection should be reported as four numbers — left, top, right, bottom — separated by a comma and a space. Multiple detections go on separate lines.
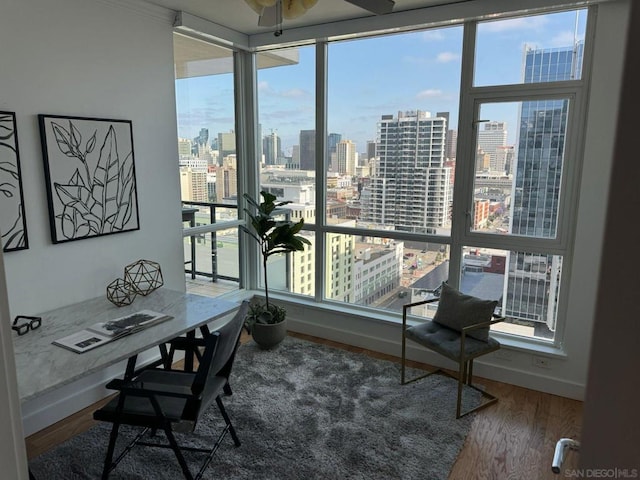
445, 129, 457, 161
178, 138, 192, 159
477, 121, 507, 169
495, 145, 515, 174
362, 110, 452, 234
290, 145, 300, 169
263, 130, 282, 165
217, 131, 236, 162
197, 128, 209, 146
179, 165, 208, 202
327, 133, 341, 156
216, 155, 238, 201
505, 42, 582, 336
335, 139, 357, 175
299, 129, 315, 171
191, 128, 209, 156
366, 140, 376, 164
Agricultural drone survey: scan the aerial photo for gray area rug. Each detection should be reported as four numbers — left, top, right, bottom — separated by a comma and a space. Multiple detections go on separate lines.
30, 336, 479, 479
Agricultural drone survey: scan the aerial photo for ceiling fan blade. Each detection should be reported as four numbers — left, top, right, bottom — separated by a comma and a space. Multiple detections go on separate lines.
344, 0, 395, 15
258, 4, 281, 26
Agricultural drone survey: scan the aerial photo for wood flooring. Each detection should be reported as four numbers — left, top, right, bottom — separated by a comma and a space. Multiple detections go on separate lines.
25, 332, 583, 479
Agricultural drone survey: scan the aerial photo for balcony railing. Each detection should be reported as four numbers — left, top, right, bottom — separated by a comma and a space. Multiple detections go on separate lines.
182, 201, 243, 284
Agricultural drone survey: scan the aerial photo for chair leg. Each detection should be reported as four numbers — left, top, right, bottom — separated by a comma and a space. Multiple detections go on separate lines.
163, 425, 195, 480
101, 422, 121, 480
456, 358, 499, 418
223, 382, 232, 396
401, 332, 407, 384
401, 334, 442, 385
456, 359, 467, 419
216, 396, 240, 447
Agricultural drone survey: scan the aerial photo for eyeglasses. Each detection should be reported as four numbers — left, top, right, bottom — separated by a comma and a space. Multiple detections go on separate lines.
12, 315, 42, 336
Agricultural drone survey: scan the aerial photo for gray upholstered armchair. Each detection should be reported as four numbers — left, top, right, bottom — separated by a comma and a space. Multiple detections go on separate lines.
401, 282, 505, 418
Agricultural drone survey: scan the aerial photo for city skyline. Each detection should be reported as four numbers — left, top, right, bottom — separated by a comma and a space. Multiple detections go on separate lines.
175, 9, 586, 154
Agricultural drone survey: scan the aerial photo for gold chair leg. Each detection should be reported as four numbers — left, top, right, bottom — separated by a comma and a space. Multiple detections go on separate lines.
456, 359, 498, 419
401, 334, 445, 385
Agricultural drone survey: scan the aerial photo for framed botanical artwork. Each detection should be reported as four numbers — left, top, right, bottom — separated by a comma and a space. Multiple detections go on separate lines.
38, 114, 140, 244
0, 111, 29, 252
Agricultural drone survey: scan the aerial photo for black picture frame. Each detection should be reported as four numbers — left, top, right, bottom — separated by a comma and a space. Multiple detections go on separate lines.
38, 114, 140, 244
0, 111, 29, 252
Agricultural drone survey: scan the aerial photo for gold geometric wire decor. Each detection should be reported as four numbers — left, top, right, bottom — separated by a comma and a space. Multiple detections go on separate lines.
106, 278, 137, 307
124, 259, 164, 296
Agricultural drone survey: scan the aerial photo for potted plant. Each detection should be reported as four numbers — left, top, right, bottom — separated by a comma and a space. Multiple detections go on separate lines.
242, 190, 310, 349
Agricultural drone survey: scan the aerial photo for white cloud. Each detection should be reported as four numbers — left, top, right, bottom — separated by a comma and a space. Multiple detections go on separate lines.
436, 51, 460, 63
258, 82, 310, 99
481, 16, 548, 33
416, 89, 443, 99
280, 88, 308, 98
550, 30, 583, 47
402, 55, 428, 65
422, 30, 445, 41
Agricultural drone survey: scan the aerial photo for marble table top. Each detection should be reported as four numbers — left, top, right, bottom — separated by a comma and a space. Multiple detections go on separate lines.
12, 289, 238, 403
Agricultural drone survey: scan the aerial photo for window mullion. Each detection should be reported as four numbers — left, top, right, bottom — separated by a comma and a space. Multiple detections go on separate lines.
234, 49, 258, 291
315, 41, 328, 303
450, 20, 478, 289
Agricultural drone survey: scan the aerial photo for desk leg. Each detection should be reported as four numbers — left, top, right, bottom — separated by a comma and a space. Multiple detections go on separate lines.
158, 343, 171, 369
124, 355, 138, 380
184, 330, 196, 373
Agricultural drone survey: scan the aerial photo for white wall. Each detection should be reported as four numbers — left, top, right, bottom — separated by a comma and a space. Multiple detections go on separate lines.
580, 0, 640, 468
0, 0, 185, 315
0, 0, 185, 441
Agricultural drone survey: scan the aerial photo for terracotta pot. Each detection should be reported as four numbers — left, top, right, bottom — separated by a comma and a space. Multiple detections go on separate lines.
251, 318, 287, 349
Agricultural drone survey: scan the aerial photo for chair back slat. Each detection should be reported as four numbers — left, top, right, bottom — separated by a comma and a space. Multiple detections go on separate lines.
192, 301, 249, 397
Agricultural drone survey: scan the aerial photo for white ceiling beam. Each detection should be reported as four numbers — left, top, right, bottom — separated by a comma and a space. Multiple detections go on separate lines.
174, 11, 251, 50
248, 0, 606, 49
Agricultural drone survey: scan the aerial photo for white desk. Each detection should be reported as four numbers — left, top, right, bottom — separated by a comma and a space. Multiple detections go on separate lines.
13, 289, 238, 403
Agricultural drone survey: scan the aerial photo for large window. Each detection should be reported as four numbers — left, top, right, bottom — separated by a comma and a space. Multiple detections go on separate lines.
174, 35, 241, 292
474, 10, 587, 86
175, 6, 591, 347
327, 28, 463, 236
458, 9, 588, 341
256, 46, 317, 298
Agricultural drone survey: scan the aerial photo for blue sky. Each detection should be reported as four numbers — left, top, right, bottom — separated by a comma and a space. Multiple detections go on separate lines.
176, 9, 587, 155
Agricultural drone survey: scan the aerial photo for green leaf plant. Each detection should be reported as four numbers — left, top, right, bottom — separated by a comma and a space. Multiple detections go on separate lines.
241, 191, 310, 329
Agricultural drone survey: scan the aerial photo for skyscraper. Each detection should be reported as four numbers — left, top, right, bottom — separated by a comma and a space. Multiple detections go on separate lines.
477, 121, 507, 170
335, 139, 357, 175
445, 129, 457, 161
263, 130, 282, 165
327, 133, 341, 156
362, 110, 452, 234
299, 129, 315, 171
366, 140, 376, 164
217, 131, 236, 163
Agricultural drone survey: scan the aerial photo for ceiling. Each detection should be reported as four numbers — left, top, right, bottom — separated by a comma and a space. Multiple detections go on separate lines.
145, 0, 464, 35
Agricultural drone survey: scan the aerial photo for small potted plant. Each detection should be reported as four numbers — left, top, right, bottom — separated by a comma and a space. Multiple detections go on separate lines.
242, 190, 310, 349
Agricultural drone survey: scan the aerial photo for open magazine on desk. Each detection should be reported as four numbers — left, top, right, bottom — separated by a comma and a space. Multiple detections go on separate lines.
53, 309, 172, 353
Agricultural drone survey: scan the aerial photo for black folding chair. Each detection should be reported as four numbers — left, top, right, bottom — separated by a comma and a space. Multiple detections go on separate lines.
93, 301, 249, 480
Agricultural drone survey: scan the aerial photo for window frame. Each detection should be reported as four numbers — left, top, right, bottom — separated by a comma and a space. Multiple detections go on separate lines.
230, 6, 596, 352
